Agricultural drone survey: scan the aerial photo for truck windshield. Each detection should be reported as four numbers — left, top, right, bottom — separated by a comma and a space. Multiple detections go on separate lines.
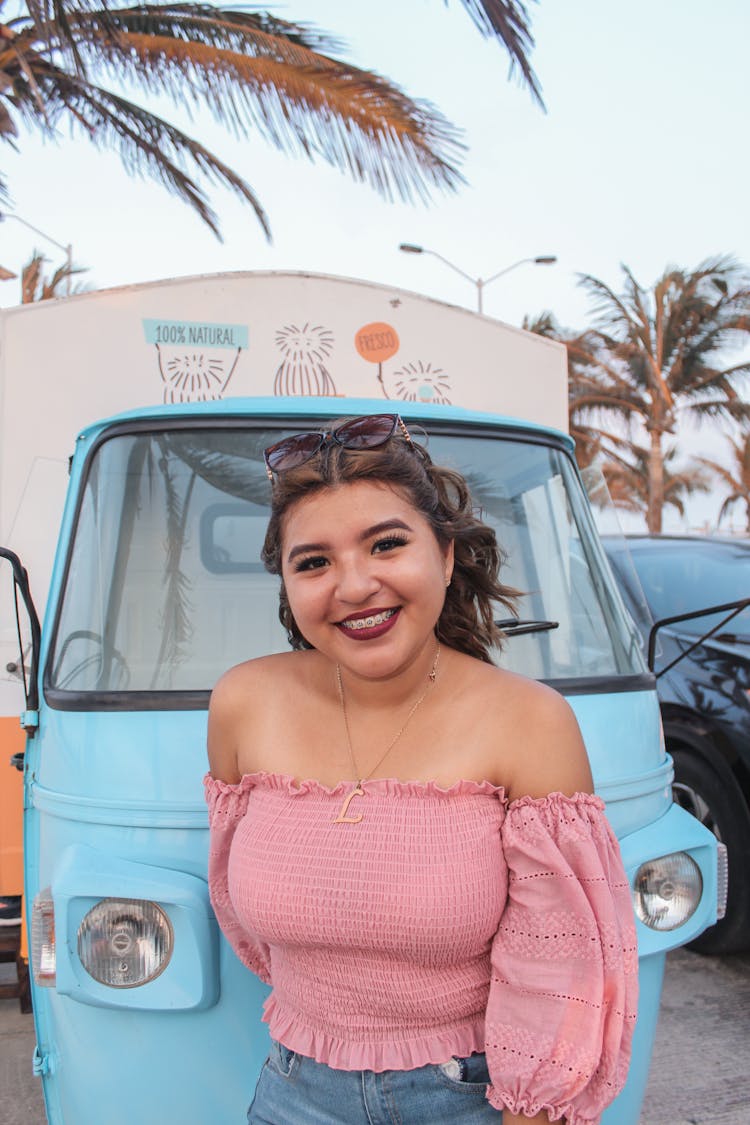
47, 425, 643, 698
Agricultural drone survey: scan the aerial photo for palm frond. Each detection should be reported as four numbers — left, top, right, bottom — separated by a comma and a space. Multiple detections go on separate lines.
716, 493, 742, 525
0, 91, 17, 137
577, 271, 635, 334
2, 4, 469, 231
8, 54, 271, 236
687, 397, 750, 424
453, 0, 543, 107
621, 264, 651, 332
21, 248, 88, 300
20, 251, 41, 302
147, 437, 194, 681
68, 12, 465, 200
28, 2, 347, 57
696, 430, 750, 529
695, 456, 741, 492
4, 1, 547, 235
521, 309, 559, 337
600, 441, 709, 518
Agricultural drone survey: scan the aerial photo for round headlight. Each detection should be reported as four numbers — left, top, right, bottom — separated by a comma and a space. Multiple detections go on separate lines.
633, 851, 703, 931
78, 899, 173, 988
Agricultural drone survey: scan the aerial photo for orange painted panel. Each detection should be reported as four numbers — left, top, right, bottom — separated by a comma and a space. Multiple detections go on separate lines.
0, 717, 25, 895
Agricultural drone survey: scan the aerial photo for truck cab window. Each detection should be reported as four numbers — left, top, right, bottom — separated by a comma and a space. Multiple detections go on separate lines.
47, 426, 644, 701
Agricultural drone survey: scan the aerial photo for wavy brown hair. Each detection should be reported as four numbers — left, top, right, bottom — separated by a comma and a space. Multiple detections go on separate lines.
261, 420, 518, 663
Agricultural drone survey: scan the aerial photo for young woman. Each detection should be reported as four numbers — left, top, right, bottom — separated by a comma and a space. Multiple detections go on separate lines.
205, 413, 638, 1124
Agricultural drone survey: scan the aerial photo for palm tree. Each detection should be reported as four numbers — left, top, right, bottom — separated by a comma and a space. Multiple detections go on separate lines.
522, 309, 617, 470
569, 257, 750, 532
601, 442, 710, 522
21, 249, 87, 301
698, 431, 750, 531
0, 1, 541, 237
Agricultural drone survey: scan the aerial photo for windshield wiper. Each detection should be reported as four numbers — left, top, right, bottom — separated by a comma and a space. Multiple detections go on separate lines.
495, 617, 559, 637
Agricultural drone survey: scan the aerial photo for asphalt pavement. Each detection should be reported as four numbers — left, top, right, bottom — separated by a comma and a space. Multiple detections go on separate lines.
639, 948, 750, 1125
2, 948, 749, 1124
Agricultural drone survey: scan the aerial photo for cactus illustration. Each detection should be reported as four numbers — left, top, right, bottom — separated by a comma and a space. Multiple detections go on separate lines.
274, 323, 336, 396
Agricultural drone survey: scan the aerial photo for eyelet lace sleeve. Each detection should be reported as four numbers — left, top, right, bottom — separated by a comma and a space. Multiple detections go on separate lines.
485, 793, 638, 1124
204, 773, 271, 985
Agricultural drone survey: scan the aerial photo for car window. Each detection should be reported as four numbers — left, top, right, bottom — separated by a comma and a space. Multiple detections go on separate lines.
628, 541, 750, 638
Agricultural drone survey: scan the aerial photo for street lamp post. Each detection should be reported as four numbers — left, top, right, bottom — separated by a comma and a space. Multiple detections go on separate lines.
399, 243, 556, 314
0, 212, 74, 297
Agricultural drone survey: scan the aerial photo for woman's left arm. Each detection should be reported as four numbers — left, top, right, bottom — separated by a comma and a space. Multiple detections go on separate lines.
484, 683, 639, 1125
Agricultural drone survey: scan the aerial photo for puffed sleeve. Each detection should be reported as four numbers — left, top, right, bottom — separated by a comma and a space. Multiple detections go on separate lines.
204, 772, 272, 984
485, 792, 638, 1124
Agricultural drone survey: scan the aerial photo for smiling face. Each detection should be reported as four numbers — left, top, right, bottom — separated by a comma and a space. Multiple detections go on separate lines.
280, 481, 454, 681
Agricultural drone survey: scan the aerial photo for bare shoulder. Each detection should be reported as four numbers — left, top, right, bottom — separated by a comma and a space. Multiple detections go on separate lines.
460, 659, 593, 801
207, 651, 310, 781
211, 651, 300, 704
502, 671, 593, 800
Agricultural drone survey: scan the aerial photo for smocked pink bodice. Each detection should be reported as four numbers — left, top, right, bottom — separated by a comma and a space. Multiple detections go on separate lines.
204, 772, 638, 1124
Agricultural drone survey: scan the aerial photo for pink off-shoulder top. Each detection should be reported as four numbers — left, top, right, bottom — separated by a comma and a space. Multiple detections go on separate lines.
204, 772, 638, 1124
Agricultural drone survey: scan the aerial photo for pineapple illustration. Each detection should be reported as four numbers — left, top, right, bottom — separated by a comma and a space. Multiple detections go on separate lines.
157, 345, 241, 403
386, 360, 452, 405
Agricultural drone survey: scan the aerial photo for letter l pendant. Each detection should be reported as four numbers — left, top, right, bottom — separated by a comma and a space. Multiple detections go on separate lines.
334, 784, 365, 824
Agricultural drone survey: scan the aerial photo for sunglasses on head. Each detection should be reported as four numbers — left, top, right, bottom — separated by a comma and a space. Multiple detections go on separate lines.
263, 414, 414, 480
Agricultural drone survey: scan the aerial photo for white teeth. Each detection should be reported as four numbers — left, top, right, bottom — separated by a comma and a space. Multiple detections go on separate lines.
341, 609, 396, 631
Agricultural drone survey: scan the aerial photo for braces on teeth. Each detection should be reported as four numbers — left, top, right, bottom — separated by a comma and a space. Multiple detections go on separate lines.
342, 610, 396, 630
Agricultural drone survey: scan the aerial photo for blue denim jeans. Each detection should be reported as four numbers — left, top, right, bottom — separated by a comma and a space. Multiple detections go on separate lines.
247, 1039, 504, 1124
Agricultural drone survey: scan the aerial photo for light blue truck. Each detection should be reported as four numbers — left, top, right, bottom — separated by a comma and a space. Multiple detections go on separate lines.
0, 273, 723, 1123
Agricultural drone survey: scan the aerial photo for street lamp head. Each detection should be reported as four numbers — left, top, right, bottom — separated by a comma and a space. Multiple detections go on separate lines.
397, 245, 558, 313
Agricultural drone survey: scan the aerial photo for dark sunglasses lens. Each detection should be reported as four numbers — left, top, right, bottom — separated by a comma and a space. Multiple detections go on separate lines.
265, 433, 324, 472
334, 414, 398, 450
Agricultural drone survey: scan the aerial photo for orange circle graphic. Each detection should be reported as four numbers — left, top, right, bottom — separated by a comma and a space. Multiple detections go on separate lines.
354, 322, 400, 363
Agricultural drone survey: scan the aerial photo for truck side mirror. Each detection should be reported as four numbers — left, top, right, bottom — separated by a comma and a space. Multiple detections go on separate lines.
0, 547, 41, 740
648, 597, 750, 677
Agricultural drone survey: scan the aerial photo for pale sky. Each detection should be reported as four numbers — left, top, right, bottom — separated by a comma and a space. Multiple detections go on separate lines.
2, 0, 749, 530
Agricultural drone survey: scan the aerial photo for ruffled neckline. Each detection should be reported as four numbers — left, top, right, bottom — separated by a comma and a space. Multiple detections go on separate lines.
204, 771, 606, 814
205, 770, 505, 799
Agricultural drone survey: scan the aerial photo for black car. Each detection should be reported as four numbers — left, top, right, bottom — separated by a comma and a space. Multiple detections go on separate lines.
602, 534, 750, 954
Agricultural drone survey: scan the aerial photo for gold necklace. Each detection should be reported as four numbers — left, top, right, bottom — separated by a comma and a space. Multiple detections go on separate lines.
333, 643, 441, 824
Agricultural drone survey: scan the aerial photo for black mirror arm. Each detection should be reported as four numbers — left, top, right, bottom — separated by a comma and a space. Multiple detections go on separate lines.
0, 547, 42, 722
648, 597, 750, 676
